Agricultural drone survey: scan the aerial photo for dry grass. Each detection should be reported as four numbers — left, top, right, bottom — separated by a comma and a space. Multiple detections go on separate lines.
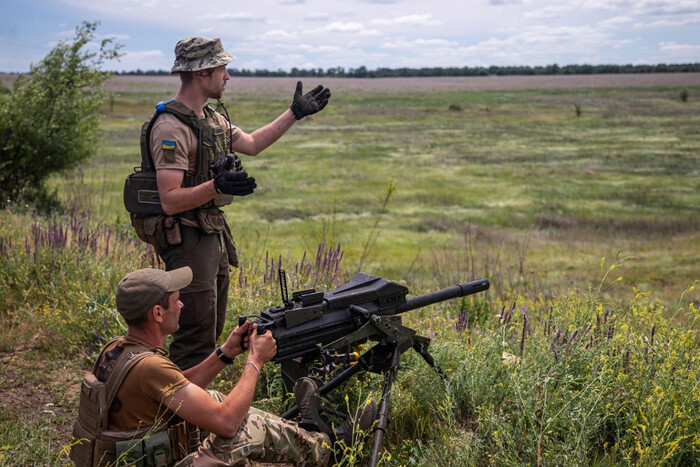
3, 72, 700, 95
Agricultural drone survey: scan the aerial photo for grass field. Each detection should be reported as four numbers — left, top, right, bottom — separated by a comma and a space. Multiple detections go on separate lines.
70, 73, 700, 303
0, 74, 699, 466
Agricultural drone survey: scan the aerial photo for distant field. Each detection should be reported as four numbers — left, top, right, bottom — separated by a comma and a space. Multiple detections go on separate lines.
5, 72, 699, 305
108, 72, 700, 93
4, 72, 700, 94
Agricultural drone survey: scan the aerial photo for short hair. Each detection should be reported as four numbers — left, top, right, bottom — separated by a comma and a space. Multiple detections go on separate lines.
124, 291, 175, 327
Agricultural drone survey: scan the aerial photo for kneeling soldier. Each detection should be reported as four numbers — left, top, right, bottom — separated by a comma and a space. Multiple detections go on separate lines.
70, 267, 372, 466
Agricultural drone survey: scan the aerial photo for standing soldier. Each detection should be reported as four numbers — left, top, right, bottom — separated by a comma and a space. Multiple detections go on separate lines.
132, 36, 331, 369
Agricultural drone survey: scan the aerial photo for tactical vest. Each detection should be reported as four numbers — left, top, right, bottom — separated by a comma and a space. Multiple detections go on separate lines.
69, 338, 197, 467
124, 101, 239, 266
125, 100, 233, 215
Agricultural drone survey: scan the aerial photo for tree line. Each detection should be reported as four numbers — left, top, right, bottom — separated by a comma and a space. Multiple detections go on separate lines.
115, 63, 700, 78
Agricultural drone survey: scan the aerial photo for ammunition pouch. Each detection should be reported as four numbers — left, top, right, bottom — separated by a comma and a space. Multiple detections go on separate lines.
163, 217, 182, 246
115, 430, 171, 467
73, 419, 195, 467
196, 209, 225, 235
143, 215, 168, 250
131, 215, 186, 250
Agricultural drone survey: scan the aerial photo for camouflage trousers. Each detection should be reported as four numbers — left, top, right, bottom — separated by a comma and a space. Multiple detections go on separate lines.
176, 405, 331, 467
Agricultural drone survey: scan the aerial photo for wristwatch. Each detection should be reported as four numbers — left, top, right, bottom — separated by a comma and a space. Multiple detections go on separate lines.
215, 346, 234, 365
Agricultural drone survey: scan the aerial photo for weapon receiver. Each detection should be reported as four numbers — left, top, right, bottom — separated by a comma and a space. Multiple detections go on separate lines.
239, 271, 490, 363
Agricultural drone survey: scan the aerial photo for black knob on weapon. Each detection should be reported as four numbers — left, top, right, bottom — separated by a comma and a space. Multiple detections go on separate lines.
238, 316, 249, 348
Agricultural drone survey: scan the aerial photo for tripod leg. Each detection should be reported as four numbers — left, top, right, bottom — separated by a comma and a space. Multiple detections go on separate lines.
413, 337, 447, 380
369, 346, 400, 467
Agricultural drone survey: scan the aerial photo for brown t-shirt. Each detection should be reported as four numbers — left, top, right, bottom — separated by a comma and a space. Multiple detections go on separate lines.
150, 106, 241, 175
99, 336, 190, 431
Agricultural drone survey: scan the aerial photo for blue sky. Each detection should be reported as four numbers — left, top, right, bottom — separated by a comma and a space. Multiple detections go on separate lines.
1, 0, 699, 73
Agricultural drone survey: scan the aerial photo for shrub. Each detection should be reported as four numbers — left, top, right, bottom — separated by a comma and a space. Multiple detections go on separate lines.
0, 22, 122, 209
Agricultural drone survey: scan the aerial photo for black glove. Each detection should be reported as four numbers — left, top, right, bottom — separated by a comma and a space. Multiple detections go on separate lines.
213, 171, 257, 196
212, 154, 243, 175
290, 81, 331, 120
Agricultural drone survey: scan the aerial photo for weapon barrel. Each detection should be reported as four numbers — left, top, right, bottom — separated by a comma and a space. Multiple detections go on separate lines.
392, 278, 489, 315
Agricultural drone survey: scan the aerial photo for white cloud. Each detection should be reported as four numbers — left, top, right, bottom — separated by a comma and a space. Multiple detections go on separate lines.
261, 30, 297, 40
381, 38, 458, 50
598, 16, 634, 29
370, 14, 442, 27
633, 16, 700, 28
659, 41, 700, 54
307, 21, 381, 36
580, 0, 700, 16
114, 49, 168, 71
524, 6, 568, 20
197, 12, 266, 22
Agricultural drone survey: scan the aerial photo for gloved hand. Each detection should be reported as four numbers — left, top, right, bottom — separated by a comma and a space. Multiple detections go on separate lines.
290, 81, 331, 120
212, 154, 243, 175
213, 171, 257, 196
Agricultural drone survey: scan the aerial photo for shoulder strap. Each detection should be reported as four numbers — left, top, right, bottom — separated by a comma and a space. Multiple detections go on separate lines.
103, 345, 157, 410
91, 336, 122, 374
139, 100, 213, 187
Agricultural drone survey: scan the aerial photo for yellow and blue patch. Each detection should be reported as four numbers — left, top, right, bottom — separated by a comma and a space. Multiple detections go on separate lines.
161, 140, 176, 151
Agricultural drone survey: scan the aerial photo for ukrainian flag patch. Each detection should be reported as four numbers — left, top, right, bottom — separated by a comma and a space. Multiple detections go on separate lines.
162, 140, 176, 150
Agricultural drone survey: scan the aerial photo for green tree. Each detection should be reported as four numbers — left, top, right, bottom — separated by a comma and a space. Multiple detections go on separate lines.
0, 21, 122, 209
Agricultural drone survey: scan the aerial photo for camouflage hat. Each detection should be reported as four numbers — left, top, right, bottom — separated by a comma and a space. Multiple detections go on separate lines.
170, 36, 235, 73
116, 267, 192, 321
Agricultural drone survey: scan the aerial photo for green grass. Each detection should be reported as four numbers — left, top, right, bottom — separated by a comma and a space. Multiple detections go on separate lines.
1, 78, 699, 465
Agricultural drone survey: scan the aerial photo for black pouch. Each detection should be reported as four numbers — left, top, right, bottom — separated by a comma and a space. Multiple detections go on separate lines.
124, 170, 165, 216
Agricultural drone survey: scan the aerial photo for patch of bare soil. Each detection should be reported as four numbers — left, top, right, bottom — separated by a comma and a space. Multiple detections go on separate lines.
0, 350, 84, 441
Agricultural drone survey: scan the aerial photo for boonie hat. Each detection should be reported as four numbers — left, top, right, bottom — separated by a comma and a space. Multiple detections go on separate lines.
171, 36, 235, 73
116, 267, 192, 320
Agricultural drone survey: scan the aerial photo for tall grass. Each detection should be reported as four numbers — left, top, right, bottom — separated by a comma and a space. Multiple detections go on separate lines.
0, 208, 698, 465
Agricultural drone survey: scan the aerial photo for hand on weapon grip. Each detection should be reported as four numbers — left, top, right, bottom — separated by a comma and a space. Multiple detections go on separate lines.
224, 320, 251, 354
213, 171, 257, 196
249, 324, 277, 365
290, 81, 331, 120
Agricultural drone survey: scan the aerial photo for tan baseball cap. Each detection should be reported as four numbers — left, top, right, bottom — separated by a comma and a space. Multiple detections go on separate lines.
116, 267, 192, 321
171, 36, 235, 73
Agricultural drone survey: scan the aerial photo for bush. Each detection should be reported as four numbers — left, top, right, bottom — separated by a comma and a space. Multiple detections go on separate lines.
0, 21, 121, 209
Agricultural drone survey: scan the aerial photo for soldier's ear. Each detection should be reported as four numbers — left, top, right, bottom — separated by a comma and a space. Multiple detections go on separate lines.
149, 304, 165, 323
